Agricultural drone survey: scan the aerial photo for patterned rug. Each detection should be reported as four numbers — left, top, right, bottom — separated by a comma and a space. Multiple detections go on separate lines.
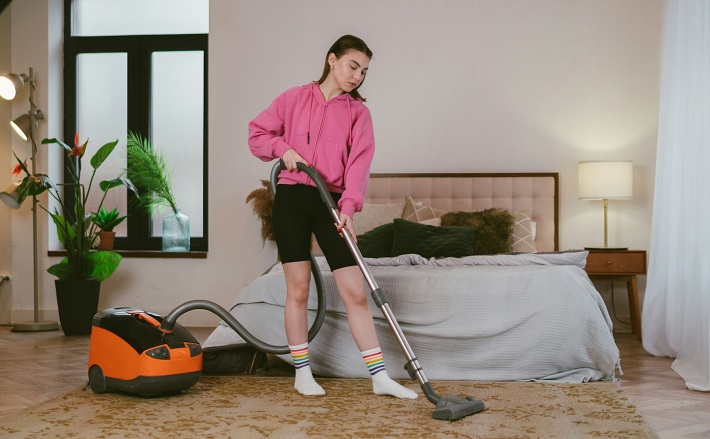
0, 377, 657, 438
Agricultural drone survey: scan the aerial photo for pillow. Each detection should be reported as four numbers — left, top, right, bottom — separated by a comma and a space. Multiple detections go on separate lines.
419, 217, 442, 226
401, 196, 446, 223
512, 211, 537, 253
391, 218, 475, 259
356, 223, 395, 258
440, 208, 514, 255
313, 201, 405, 255
353, 202, 406, 235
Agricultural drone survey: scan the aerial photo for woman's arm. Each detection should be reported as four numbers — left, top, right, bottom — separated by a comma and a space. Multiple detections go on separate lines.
248, 91, 294, 162
339, 106, 375, 218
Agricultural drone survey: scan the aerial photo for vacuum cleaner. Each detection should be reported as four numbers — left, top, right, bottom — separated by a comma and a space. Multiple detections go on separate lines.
87, 161, 485, 421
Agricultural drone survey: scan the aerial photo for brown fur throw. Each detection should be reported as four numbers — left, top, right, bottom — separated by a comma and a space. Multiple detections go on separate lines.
245, 180, 275, 243
440, 208, 514, 255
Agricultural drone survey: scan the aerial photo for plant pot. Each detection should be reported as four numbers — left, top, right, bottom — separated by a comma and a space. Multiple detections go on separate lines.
97, 231, 116, 250
55, 280, 101, 336
163, 211, 190, 252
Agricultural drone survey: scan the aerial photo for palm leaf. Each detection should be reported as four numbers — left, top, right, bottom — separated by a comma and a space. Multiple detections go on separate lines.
125, 132, 179, 214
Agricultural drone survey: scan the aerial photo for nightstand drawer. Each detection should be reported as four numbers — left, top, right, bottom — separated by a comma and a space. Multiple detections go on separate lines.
585, 250, 646, 275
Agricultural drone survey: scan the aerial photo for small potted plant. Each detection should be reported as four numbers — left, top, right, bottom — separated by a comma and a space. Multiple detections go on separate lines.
91, 206, 127, 250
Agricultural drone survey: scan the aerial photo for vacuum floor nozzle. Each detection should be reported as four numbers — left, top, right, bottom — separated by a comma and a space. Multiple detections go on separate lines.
431, 395, 486, 421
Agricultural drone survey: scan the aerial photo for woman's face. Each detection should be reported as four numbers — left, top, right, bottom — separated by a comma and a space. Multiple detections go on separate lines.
328, 49, 370, 93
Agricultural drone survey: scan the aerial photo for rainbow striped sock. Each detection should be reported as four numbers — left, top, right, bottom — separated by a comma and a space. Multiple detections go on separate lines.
361, 347, 386, 376
289, 343, 310, 370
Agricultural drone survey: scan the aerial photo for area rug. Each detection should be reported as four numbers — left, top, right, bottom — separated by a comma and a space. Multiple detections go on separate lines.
0, 377, 657, 439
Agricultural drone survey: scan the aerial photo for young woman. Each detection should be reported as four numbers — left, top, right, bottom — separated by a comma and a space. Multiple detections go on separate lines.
248, 35, 417, 399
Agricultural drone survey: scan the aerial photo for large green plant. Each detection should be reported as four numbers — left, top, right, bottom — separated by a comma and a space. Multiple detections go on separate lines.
12, 133, 137, 281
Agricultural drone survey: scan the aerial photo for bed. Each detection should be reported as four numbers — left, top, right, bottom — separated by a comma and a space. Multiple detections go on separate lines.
204, 172, 620, 382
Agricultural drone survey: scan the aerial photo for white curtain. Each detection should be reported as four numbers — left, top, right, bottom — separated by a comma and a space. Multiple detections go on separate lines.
642, 0, 710, 391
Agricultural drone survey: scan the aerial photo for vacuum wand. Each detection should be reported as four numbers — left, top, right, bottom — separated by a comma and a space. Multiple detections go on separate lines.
277, 161, 485, 421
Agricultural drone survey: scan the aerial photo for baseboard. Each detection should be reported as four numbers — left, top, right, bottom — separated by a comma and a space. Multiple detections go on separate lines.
10, 307, 59, 324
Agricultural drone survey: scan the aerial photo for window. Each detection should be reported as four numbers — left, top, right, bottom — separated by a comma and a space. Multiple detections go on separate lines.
63, 0, 208, 252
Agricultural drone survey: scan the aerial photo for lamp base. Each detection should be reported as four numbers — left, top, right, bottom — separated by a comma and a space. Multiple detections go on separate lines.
12, 320, 60, 332
584, 246, 628, 251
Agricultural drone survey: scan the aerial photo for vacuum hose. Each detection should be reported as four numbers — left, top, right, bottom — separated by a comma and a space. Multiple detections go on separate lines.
159, 160, 327, 355
161, 161, 485, 420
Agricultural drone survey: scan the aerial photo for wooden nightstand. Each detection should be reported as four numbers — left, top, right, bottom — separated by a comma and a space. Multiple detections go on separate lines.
584, 249, 647, 341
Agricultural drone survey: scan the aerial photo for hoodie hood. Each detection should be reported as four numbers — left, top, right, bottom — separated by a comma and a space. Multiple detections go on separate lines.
248, 83, 375, 217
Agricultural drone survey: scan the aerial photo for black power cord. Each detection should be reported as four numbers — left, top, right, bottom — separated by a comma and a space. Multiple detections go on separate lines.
609, 281, 632, 326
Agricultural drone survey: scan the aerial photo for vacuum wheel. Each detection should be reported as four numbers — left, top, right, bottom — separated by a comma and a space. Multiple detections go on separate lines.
88, 365, 107, 394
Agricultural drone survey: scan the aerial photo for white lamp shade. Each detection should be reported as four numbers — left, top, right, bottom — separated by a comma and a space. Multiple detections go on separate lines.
578, 161, 633, 200
0, 73, 25, 100
0, 182, 23, 209
10, 114, 31, 141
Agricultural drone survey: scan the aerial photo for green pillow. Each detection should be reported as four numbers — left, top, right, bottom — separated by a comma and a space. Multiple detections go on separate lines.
391, 218, 475, 258
439, 208, 514, 255
357, 222, 395, 258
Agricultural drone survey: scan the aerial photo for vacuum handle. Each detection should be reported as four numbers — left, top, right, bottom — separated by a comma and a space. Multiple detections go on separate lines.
271, 160, 338, 211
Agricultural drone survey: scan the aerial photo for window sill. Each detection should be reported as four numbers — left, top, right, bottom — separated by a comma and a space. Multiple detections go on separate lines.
48, 250, 207, 259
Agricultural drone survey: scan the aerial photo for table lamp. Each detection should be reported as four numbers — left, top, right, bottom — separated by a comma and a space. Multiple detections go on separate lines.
578, 160, 633, 250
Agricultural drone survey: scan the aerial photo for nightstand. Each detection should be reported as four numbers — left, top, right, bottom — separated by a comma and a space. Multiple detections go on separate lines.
584, 249, 647, 341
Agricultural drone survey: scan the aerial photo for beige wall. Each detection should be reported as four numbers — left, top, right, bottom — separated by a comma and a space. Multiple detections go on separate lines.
2, 0, 662, 328
0, 5, 13, 323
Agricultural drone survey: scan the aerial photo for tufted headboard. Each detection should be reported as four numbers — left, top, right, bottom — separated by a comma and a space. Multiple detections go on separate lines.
364, 173, 559, 252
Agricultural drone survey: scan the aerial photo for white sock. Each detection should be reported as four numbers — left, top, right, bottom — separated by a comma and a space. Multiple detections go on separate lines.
361, 347, 418, 400
290, 343, 325, 396
372, 371, 418, 399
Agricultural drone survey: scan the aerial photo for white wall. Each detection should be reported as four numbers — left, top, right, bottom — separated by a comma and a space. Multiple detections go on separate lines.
2, 0, 662, 329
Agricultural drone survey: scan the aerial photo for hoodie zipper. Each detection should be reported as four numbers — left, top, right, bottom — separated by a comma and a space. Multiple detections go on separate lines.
306, 84, 354, 184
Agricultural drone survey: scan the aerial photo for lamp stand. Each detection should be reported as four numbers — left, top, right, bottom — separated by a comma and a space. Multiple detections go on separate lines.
584, 199, 628, 251
11, 68, 58, 332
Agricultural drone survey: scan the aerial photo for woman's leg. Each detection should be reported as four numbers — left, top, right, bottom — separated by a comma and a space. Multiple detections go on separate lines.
283, 261, 325, 396
332, 266, 417, 399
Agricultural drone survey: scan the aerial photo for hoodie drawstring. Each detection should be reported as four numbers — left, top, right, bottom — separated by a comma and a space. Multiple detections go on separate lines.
307, 83, 353, 155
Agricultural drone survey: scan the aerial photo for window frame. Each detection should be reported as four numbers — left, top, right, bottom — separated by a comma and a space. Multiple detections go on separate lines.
63, 0, 209, 252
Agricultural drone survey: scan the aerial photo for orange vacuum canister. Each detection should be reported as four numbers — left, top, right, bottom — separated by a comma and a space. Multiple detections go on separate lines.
88, 307, 203, 396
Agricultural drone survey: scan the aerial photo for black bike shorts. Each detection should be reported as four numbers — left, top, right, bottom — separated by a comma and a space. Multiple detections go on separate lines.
272, 184, 356, 271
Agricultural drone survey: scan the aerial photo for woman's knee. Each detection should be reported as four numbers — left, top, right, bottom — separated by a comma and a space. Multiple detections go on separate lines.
340, 287, 369, 309
286, 282, 310, 304
283, 261, 311, 301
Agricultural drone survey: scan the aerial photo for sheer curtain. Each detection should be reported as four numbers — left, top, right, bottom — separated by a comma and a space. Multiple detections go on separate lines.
642, 0, 710, 391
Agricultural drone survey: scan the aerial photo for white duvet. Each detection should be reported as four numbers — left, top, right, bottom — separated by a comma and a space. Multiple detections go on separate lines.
204, 251, 621, 382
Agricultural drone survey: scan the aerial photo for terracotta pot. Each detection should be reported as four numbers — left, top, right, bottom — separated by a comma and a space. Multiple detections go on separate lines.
97, 231, 116, 250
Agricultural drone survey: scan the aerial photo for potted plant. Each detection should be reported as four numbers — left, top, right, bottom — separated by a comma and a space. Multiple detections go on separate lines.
125, 131, 189, 251
11, 133, 137, 335
91, 206, 127, 250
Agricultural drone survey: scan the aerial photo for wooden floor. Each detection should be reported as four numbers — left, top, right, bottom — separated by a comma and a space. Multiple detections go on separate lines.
0, 326, 708, 438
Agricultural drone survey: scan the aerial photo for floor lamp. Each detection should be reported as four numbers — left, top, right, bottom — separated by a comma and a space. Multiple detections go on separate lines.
0, 68, 59, 331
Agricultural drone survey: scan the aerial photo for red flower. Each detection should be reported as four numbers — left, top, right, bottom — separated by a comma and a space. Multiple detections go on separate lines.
11, 159, 27, 177
69, 132, 88, 157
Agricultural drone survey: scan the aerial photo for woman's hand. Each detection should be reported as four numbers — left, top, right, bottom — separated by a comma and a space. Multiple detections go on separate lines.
336, 213, 357, 243
282, 149, 310, 171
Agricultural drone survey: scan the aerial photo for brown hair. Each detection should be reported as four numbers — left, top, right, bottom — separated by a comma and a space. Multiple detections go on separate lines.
316, 35, 373, 101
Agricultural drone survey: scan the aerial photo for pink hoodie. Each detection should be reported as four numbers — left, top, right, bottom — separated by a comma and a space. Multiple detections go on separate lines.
248, 82, 375, 218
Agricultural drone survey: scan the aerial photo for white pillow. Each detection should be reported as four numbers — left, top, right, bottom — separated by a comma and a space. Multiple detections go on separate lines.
401, 196, 446, 223
512, 211, 537, 253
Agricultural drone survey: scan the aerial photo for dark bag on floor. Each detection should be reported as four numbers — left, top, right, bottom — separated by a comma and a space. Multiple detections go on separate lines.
201, 344, 266, 375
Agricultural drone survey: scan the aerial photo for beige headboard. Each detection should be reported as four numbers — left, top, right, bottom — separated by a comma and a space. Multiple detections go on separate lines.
365, 173, 559, 252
